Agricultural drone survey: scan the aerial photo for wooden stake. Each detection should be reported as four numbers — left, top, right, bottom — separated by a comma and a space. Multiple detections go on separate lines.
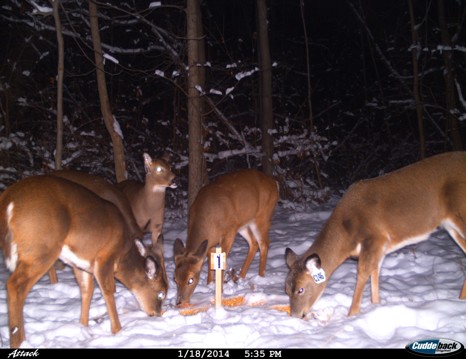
210, 246, 226, 308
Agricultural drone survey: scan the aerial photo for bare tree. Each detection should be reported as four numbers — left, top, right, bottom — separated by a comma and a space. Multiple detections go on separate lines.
437, 0, 463, 150
299, 0, 313, 129
51, 0, 64, 170
89, 0, 127, 182
407, 0, 425, 158
256, 0, 274, 176
187, 0, 207, 206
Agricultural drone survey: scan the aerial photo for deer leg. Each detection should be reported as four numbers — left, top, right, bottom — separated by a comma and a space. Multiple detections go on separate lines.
349, 238, 384, 316
48, 267, 58, 284
150, 223, 163, 250
7, 259, 55, 348
73, 267, 95, 327
255, 205, 276, 277
238, 226, 259, 278
256, 223, 272, 277
370, 267, 381, 304
94, 261, 121, 334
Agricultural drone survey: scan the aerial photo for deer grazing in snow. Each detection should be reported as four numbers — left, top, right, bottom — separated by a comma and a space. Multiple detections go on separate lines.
118, 153, 176, 249
174, 169, 279, 306
51, 169, 168, 285
0, 175, 168, 348
285, 151, 466, 319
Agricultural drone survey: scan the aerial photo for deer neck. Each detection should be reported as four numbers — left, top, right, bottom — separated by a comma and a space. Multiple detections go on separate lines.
307, 215, 359, 278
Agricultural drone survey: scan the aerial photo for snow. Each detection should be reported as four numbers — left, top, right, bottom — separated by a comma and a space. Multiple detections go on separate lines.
112, 115, 124, 140
0, 198, 465, 351
103, 53, 119, 65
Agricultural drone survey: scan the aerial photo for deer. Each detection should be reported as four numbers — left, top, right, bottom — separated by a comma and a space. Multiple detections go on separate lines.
0, 175, 168, 348
174, 169, 279, 306
285, 151, 466, 319
51, 169, 168, 286
118, 153, 176, 249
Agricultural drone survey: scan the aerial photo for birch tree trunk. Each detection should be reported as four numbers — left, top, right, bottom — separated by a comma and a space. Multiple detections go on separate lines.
89, 0, 127, 182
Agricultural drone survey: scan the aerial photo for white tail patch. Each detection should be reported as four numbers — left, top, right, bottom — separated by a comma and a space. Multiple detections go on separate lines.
5, 202, 18, 272
6, 202, 14, 224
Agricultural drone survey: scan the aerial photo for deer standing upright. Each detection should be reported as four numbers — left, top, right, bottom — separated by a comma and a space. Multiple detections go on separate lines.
174, 169, 279, 306
118, 153, 176, 249
285, 152, 466, 319
0, 175, 168, 348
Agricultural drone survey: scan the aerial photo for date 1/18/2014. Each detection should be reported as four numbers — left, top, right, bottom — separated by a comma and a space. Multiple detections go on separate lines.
176, 349, 282, 358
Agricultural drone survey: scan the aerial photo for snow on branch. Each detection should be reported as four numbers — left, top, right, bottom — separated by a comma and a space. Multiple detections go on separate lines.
30, 0, 52, 16
104, 53, 119, 65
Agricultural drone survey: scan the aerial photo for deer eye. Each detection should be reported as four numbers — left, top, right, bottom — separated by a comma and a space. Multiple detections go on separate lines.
297, 287, 304, 295
157, 291, 165, 300
188, 278, 194, 285
155, 166, 163, 173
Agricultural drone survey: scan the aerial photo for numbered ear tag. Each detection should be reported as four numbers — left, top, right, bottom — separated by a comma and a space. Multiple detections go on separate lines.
210, 247, 226, 270
311, 267, 326, 284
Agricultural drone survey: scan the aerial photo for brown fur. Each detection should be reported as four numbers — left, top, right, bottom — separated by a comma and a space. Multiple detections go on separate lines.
286, 152, 466, 318
174, 169, 279, 305
0, 175, 167, 348
118, 153, 176, 249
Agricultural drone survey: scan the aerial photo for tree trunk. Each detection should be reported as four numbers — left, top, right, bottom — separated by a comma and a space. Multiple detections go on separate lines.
51, 0, 64, 170
89, 0, 127, 182
299, 0, 313, 129
437, 0, 463, 150
256, 0, 274, 176
407, 0, 425, 159
187, 0, 207, 207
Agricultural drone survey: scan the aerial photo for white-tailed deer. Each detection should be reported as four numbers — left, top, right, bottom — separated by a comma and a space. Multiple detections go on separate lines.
174, 169, 279, 306
0, 175, 168, 348
285, 152, 466, 319
118, 153, 176, 248
53, 169, 142, 239
51, 169, 168, 286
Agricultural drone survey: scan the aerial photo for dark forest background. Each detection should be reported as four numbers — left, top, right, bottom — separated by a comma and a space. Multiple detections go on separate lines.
0, 0, 465, 209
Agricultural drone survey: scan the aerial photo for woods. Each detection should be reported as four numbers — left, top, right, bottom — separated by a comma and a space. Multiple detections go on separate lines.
0, 0, 465, 205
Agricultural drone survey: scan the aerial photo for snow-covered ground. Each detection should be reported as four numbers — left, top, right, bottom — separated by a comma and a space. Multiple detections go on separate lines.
0, 197, 465, 352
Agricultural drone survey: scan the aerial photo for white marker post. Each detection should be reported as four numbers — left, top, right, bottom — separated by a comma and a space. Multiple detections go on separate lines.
210, 246, 226, 309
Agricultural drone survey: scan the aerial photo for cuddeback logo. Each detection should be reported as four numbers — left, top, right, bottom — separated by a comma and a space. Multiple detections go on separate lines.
406, 338, 464, 357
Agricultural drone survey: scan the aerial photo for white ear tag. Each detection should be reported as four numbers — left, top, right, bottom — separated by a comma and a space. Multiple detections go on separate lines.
311, 266, 326, 284
305, 255, 327, 284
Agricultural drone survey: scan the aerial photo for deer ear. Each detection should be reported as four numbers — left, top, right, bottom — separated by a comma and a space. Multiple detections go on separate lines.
174, 238, 185, 258
161, 152, 171, 163
305, 254, 327, 284
153, 234, 164, 255
143, 153, 152, 173
145, 256, 158, 279
285, 248, 298, 269
135, 239, 147, 257
194, 240, 208, 259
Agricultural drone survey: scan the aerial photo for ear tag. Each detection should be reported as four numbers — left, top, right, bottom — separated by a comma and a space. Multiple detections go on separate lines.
311, 265, 326, 284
